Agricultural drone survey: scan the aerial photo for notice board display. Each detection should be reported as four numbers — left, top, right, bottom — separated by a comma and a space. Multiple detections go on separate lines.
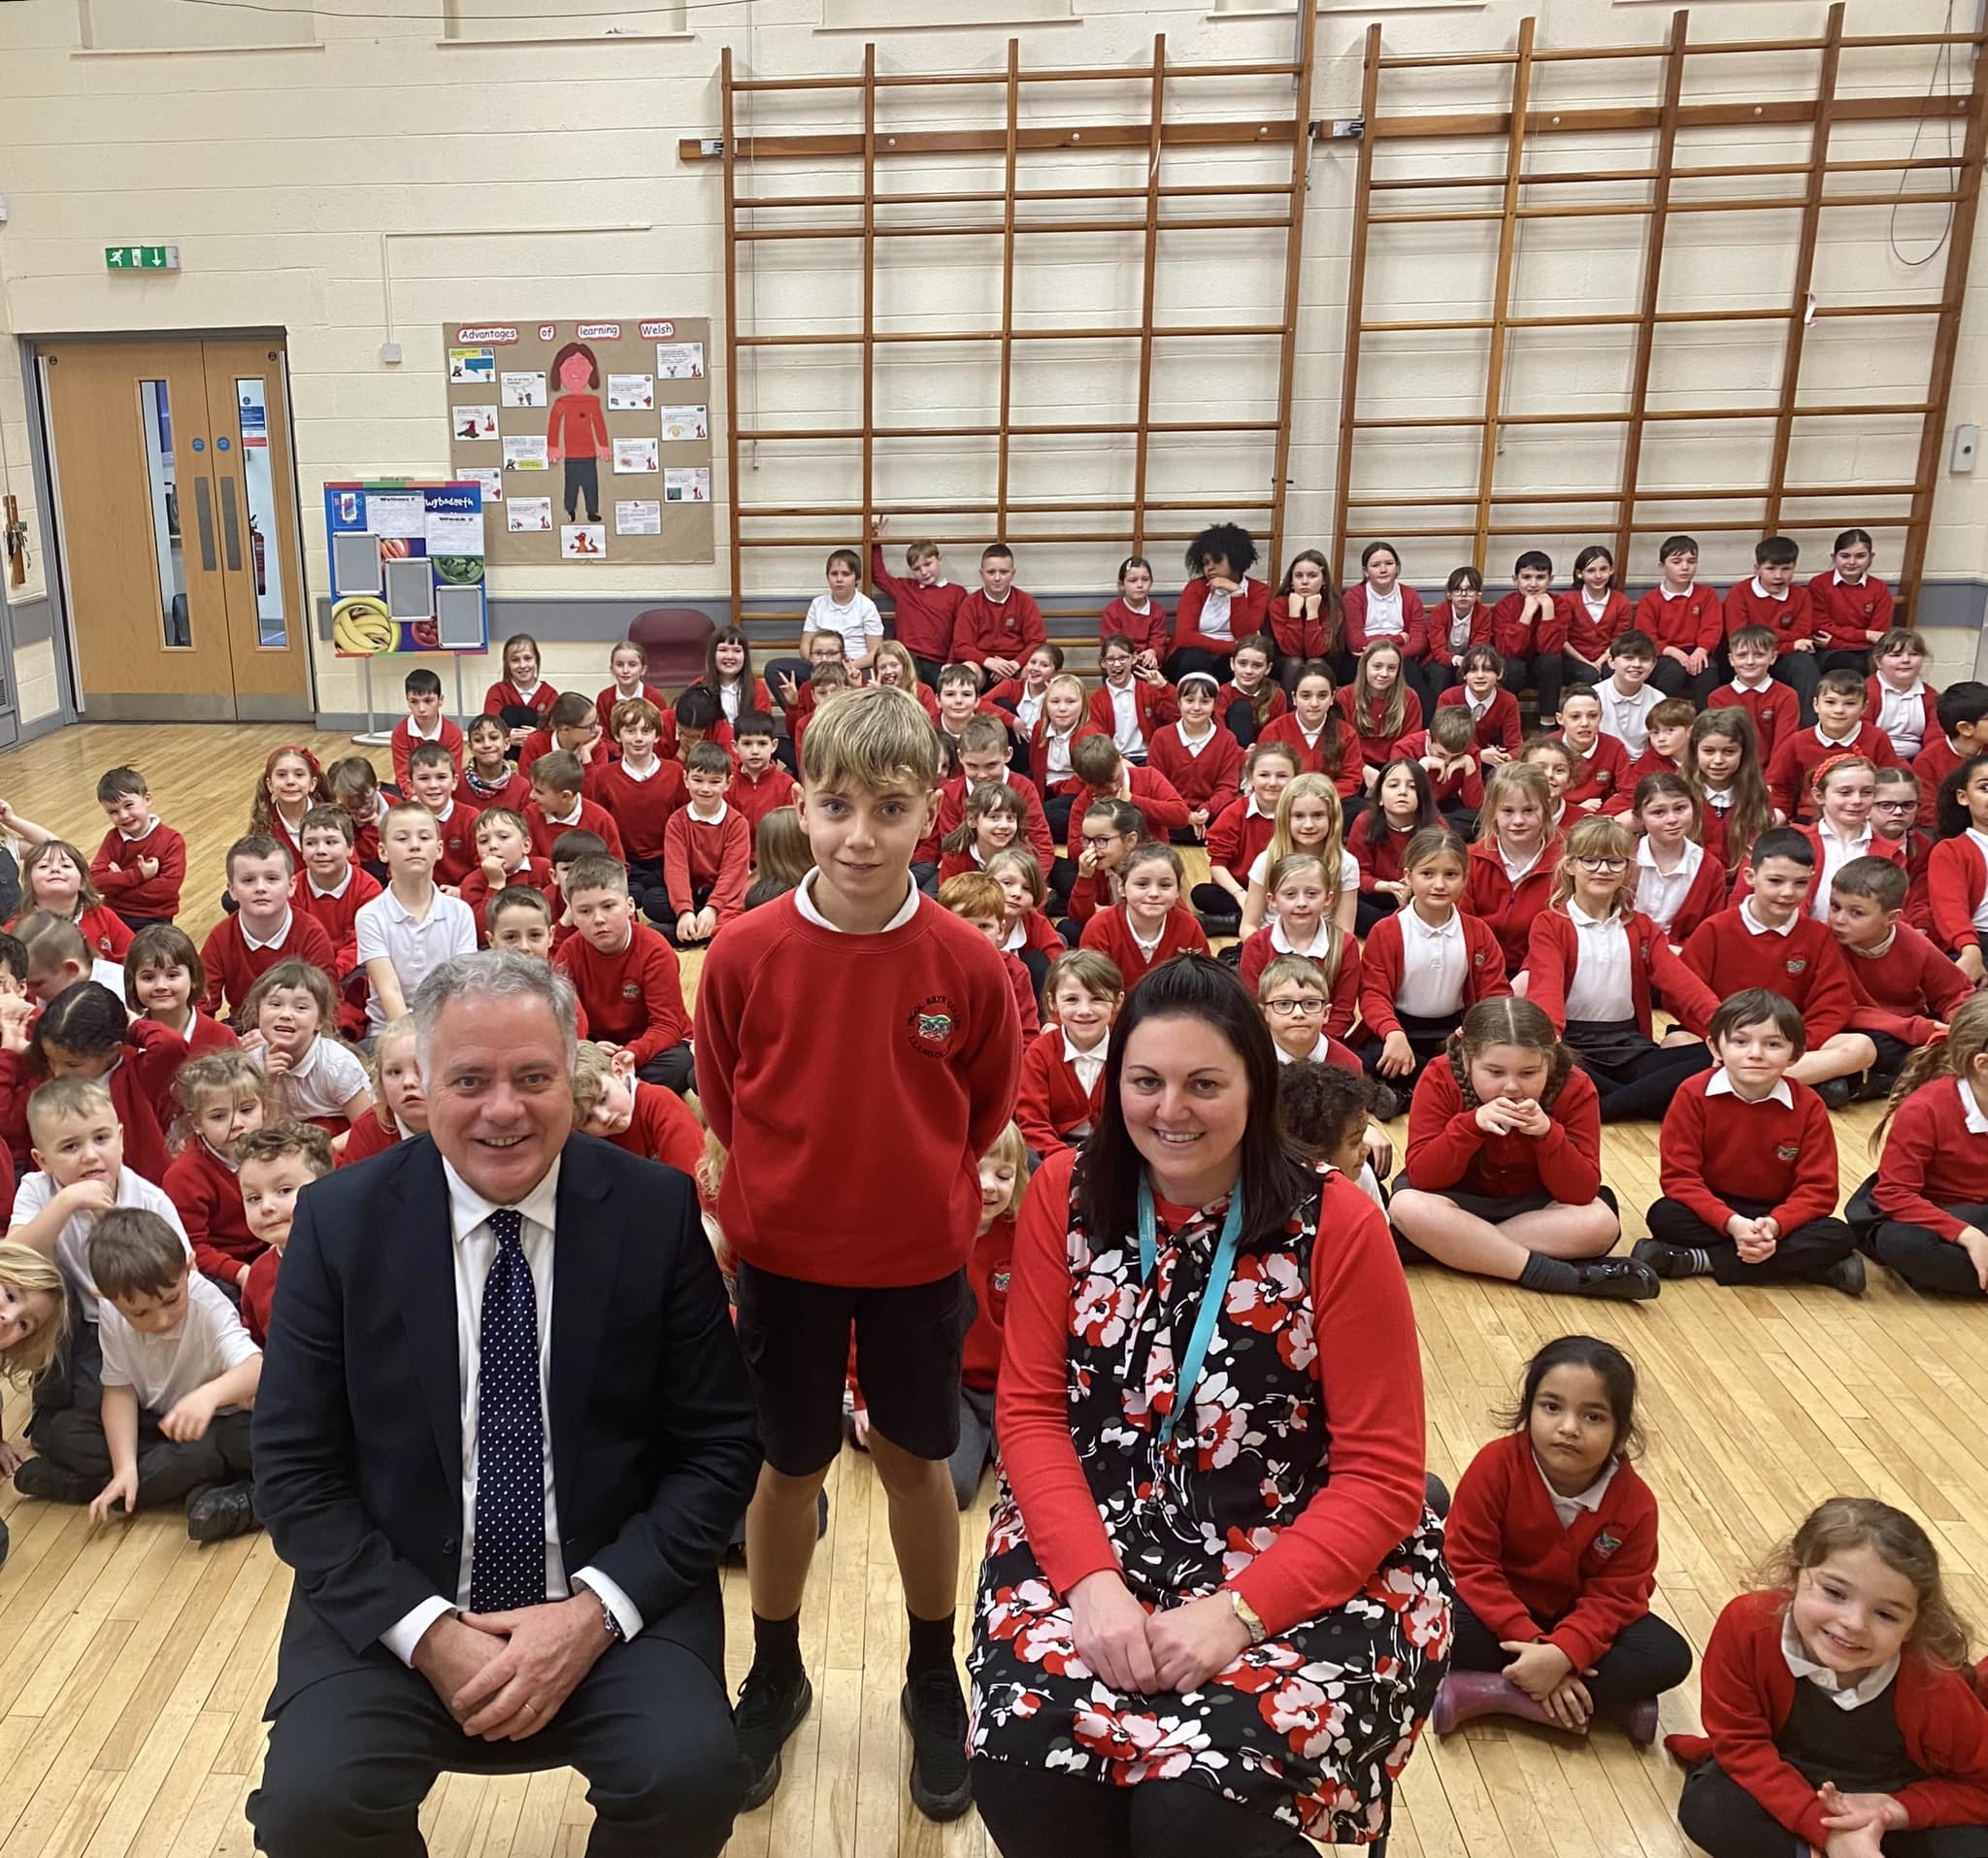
323, 481, 488, 657
444, 318, 715, 569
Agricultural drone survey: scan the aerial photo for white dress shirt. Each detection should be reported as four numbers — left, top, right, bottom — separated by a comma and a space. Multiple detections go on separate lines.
1198, 581, 1238, 643
1635, 835, 1703, 935
1811, 819, 1873, 921
1561, 901, 1635, 1022
381, 1156, 642, 1665
1397, 907, 1467, 1017
1780, 1611, 1900, 1710
1363, 585, 1405, 639
794, 865, 922, 934
1104, 680, 1143, 755
1063, 1032, 1106, 1101
1012, 685, 1046, 735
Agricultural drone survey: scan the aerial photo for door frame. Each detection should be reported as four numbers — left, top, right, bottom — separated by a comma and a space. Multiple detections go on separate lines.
28, 326, 314, 724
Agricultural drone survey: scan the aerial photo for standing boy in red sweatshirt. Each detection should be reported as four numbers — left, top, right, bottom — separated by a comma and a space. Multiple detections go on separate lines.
695, 684, 1021, 1823
551, 854, 693, 1094
870, 518, 966, 688
89, 766, 185, 931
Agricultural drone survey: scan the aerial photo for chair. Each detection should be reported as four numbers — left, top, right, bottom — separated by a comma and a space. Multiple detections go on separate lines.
630, 607, 715, 687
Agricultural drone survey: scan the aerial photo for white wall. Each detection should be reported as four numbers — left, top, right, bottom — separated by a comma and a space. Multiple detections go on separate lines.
0, 0, 1984, 711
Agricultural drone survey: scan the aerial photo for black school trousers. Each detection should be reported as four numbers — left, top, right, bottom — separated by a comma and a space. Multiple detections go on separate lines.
1846, 1177, 1988, 1296
1678, 1757, 1988, 1858
1644, 1194, 1857, 1285
1449, 1594, 1692, 1708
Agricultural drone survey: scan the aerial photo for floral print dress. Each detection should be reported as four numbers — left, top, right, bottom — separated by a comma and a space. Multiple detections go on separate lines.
969, 1172, 1453, 1843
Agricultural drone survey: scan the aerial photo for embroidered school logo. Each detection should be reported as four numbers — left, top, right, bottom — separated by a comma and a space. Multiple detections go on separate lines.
907, 994, 962, 1057
1592, 1530, 1622, 1558
1597, 772, 1612, 790
1785, 957, 1807, 975
620, 981, 643, 999
1472, 949, 1486, 966
1776, 1143, 1800, 1162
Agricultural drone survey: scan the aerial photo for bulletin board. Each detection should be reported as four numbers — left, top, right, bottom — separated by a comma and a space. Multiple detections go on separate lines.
443, 317, 715, 569
323, 480, 488, 657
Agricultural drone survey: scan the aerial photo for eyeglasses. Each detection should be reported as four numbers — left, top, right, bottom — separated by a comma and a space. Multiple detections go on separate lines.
1081, 835, 1121, 849
1575, 855, 1630, 873
1873, 799, 1918, 813
1265, 998, 1327, 1018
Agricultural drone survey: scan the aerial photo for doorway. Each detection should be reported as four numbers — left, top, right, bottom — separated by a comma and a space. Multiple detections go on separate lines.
39, 336, 313, 721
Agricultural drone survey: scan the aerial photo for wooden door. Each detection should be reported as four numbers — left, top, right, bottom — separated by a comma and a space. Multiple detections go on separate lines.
40, 337, 313, 721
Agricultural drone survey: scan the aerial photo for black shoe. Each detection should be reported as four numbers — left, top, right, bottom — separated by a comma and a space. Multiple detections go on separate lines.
901, 1666, 973, 1822
13, 1456, 98, 1505
1197, 912, 1242, 940
1631, 1238, 1694, 1279
1821, 1252, 1868, 1297
1366, 1082, 1399, 1121
735, 1663, 812, 1811
1570, 1258, 1661, 1301
185, 1480, 260, 1543
1815, 1077, 1855, 1111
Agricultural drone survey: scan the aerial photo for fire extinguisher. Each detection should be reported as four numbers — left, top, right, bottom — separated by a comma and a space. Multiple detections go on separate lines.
249, 516, 267, 597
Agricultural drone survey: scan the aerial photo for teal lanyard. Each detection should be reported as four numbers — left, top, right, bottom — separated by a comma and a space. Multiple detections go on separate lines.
1137, 1178, 1245, 1449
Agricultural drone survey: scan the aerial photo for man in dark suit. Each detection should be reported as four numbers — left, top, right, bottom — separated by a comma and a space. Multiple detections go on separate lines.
247, 950, 760, 1857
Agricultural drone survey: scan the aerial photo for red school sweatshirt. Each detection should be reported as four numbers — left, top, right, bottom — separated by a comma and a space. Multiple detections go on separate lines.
1340, 582, 1430, 661
1072, 764, 1193, 835
1099, 594, 1170, 660
89, 820, 186, 920
1404, 1058, 1604, 1204
1435, 685, 1523, 759
962, 1211, 1016, 1394
663, 804, 751, 922
1014, 1033, 1107, 1154
604, 1079, 704, 1177
1077, 906, 1210, 986
871, 544, 966, 663
695, 886, 1022, 1286
585, 756, 686, 864
1926, 832, 1988, 956
1556, 587, 1632, 661
1147, 722, 1244, 814
422, 798, 482, 889
456, 857, 554, 944
1844, 921, 1972, 1045
933, 773, 1056, 871
1633, 583, 1723, 654
1336, 685, 1423, 771
1767, 721, 1898, 821
1707, 679, 1793, 765
1238, 927, 1359, 1034
1658, 1068, 1840, 1236
482, 679, 560, 729
389, 716, 465, 792
165, 1139, 261, 1282
727, 765, 800, 853
1557, 731, 1633, 810
1174, 577, 1273, 656
1872, 1076, 1988, 1242
292, 865, 382, 976
1679, 906, 1856, 1043
1488, 590, 1569, 660
949, 587, 1046, 664
198, 911, 338, 1019
1204, 794, 1276, 884
1258, 713, 1363, 797
593, 680, 669, 737
1446, 1429, 1663, 1673
551, 923, 689, 1068
1722, 580, 1816, 648
1807, 570, 1896, 648
525, 796, 625, 864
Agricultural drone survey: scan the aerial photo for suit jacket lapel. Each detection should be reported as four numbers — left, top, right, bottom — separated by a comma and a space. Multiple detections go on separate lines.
387, 1139, 464, 1495
549, 1141, 616, 1533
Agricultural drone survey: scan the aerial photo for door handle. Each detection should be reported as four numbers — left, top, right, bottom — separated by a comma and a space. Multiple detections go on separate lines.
192, 475, 217, 572
218, 474, 244, 573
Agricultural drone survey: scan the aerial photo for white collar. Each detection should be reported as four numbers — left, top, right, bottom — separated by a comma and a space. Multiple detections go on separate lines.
379, 883, 440, 924
512, 680, 543, 700
307, 867, 353, 901
1876, 677, 1925, 703
200, 1137, 240, 1175
1730, 675, 1773, 695
1849, 929, 1897, 960
1751, 576, 1784, 602
428, 798, 455, 824
1961, 1077, 1988, 1135
1406, 906, 1460, 942
1780, 1611, 1900, 1709
1061, 1031, 1107, 1068
1127, 911, 1167, 952
1706, 1067, 1793, 1110
617, 754, 662, 783
442, 1152, 563, 1245
794, 866, 921, 934
241, 908, 293, 951
118, 815, 161, 843
1833, 570, 1862, 588
1567, 899, 1620, 932
1531, 1450, 1618, 1518
1244, 794, 1270, 819
1605, 680, 1648, 704
543, 801, 582, 827
687, 799, 730, 825
1740, 900, 1798, 939
407, 714, 446, 742
981, 587, 1011, 605
1815, 724, 1860, 748
1658, 583, 1694, 602
1270, 917, 1329, 957
1637, 835, 1701, 877
1818, 819, 1871, 851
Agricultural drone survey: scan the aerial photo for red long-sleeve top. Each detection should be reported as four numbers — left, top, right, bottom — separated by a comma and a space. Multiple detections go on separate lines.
389, 717, 465, 792
1603, 746, 1685, 816
1393, 734, 1485, 812
1556, 588, 1632, 661
1488, 590, 1568, 660
1024, 718, 1109, 799
1807, 571, 1896, 649
1205, 795, 1276, 886
1267, 595, 1334, 662
292, 866, 381, 978
1146, 723, 1243, 815
996, 1150, 1427, 1635
726, 766, 799, 854
1341, 583, 1430, 661
1558, 731, 1633, 810
950, 587, 1046, 665
1356, 909, 1509, 1040
1768, 721, 1899, 821
663, 805, 750, 921
1658, 1068, 1840, 1236
1463, 834, 1565, 973
1077, 906, 1209, 985
457, 765, 532, 815
585, 757, 685, 864
604, 1079, 704, 1177
1435, 686, 1523, 759
551, 923, 689, 1067
1634, 584, 1724, 653
1405, 1058, 1604, 1204
1666, 1591, 1988, 1849
89, 820, 185, 920
1926, 833, 1988, 956
1872, 1075, 1988, 1242
1099, 595, 1170, 660
1257, 713, 1362, 797
1844, 923, 1972, 1047
1173, 577, 1272, 657
1680, 907, 1856, 1043
1707, 680, 1792, 764
933, 774, 1056, 872
525, 796, 625, 865
482, 680, 560, 727
1351, 820, 1416, 896
1217, 680, 1288, 741
547, 392, 609, 455
1014, 1035, 1108, 1154
1723, 581, 1816, 649
1522, 906, 1719, 1039
1073, 765, 1193, 836
1446, 1429, 1662, 1672
419, 799, 481, 890
1336, 686, 1423, 772
165, 1140, 260, 1282
1086, 679, 1179, 753
593, 680, 668, 737
1428, 598, 1495, 669
871, 546, 966, 663
198, 911, 338, 1019
337, 1107, 404, 1168
962, 1211, 1016, 1393
1238, 930, 1359, 1035
457, 857, 553, 944
130, 1012, 238, 1137
697, 889, 1022, 1285
1643, 844, 1730, 948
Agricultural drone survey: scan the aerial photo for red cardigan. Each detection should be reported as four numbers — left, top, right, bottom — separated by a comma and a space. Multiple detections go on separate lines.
165, 1140, 260, 1282
1463, 834, 1565, 973
1237, 928, 1359, 1036
1559, 731, 1634, 810
1807, 570, 1896, 649
1025, 718, 1108, 798
1086, 679, 1178, 749
1640, 843, 1730, 948
1872, 1076, 1988, 1242
1435, 686, 1523, 759
1336, 685, 1423, 771
1557, 588, 1632, 661
1341, 583, 1430, 661
1205, 795, 1276, 885
1146, 723, 1243, 815
1446, 1429, 1662, 1673
996, 1149, 1427, 1636
1356, 910, 1509, 1040
1257, 713, 1362, 797
1658, 1068, 1840, 1236
1267, 594, 1334, 662
1666, 1591, 1988, 1849
1173, 577, 1271, 657
1522, 905, 1720, 1038
1077, 906, 1209, 985
1013, 1034, 1107, 1154
1404, 1058, 1604, 1204
1844, 921, 1972, 1045
1926, 833, 1988, 956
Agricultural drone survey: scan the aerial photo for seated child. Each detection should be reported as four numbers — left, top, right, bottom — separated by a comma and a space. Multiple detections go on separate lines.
1258, 660, 1363, 798
404, 743, 480, 890
1867, 626, 1937, 764
124, 923, 239, 1134
1831, 854, 1970, 1094
483, 630, 558, 749
1389, 998, 1650, 1300
1708, 624, 1793, 764
594, 636, 666, 736
457, 807, 551, 942
1591, 631, 1664, 759
1632, 538, 1721, 704
1434, 645, 1522, 764
1723, 535, 1819, 721
1914, 677, 1988, 799
1077, 843, 1209, 986
570, 1040, 703, 1176
746, 807, 812, 912
1014, 948, 1120, 1154
1147, 672, 1242, 842
1338, 640, 1423, 789
20, 910, 122, 1004
662, 743, 751, 943
550, 854, 693, 1092
1276, 1056, 1389, 1210
804, 547, 884, 673
353, 805, 478, 1034
1194, 740, 1297, 924
292, 803, 381, 1037
1811, 526, 1896, 668
791, 662, 851, 761
1069, 731, 1192, 840
1489, 550, 1571, 726
164, 1050, 268, 1293
519, 689, 603, 778
1024, 672, 1098, 825
1351, 756, 1441, 937
938, 784, 1025, 883
1555, 686, 1633, 813
456, 714, 532, 814
950, 1119, 1026, 1511
1768, 668, 1897, 822
1638, 987, 1862, 1292
241, 960, 372, 1140
1557, 547, 1629, 683
1872, 764, 1935, 931
246, 746, 331, 879
1436, 1336, 1691, 1745
1087, 631, 1178, 766
1846, 992, 1988, 1297
729, 713, 798, 848
870, 522, 965, 685
939, 874, 1040, 1040
1464, 762, 1563, 974
238, 1121, 335, 1346
89, 765, 185, 930
1401, 702, 1487, 830
339, 1014, 425, 1167
326, 754, 389, 879
661, 683, 735, 765
1609, 695, 1695, 805
1238, 851, 1360, 1007
9, 836, 135, 961
1216, 633, 1287, 747
526, 750, 625, 864
1629, 774, 1725, 950
586, 697, 683, 920
1926, 751, 1988, 982
1240, 772, 1358, 939
486, 881, 562, 962
1668, 1497, 1988, 1858
199, 835, 338, 1022
547, 828, 610, 949
931, 714, 1056, 874
390, 665, 464, 791
5, 979, 173, 1185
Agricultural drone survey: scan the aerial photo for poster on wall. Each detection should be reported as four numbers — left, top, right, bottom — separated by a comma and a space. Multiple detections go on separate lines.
324, 481, 488, 657
444, 318, 715, 568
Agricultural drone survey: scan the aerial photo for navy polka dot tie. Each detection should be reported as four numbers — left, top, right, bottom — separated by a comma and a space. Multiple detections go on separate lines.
470, 1208, 545, 1614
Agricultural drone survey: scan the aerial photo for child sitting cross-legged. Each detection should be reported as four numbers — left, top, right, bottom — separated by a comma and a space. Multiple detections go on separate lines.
338, 1014, 425, 1168
551, 853, 694, 1093
241, 959, 373, 1143
938, 874, 1040, 1040
163, 1050, 268, 1295
1013, 947, 1120, 1156
569, 1038, 703, 1175
237, 1121, 334, 1347
123, 924, 239, 1131
1637, 987, 1864, 1294
1831, 853, 1970, 1099
948, 1119, 1026, 1512
1434, 1335, 1692, 1746
663, 742, 750, 944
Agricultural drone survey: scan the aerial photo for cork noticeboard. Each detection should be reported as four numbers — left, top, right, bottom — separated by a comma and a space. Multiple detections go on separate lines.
443, 317, 714, 568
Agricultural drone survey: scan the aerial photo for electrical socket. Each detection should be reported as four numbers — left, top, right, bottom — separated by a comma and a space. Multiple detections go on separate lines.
380, 342, 404, 366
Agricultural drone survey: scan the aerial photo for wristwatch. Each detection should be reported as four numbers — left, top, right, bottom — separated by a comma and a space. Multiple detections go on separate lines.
573, 1578, 626, 1645
1227, 1590, 1267, 1646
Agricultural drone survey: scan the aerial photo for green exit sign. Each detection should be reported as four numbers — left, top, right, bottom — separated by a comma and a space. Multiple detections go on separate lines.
105, 245, 180, 272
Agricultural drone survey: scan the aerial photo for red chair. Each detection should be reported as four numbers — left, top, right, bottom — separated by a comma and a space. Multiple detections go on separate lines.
630, 608, 715, 688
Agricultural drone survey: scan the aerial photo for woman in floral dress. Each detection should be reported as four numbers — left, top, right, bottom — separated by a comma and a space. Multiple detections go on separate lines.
970, 955, 1451, 1854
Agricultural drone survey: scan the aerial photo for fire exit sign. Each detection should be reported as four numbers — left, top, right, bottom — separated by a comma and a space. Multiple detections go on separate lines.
105, 245, 180, 271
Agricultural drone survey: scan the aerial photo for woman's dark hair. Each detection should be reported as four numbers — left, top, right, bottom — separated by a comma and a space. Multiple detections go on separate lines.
30, 981, 131, 1075
1358, 757, 1440, 849
1495, 1333, 1644, 1461
1184, 522, 1258, 581
1935, 753, 1988, 840
1079, 953, 1310, 1256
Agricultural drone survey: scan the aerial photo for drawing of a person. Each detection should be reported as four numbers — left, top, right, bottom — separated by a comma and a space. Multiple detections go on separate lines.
547, 341, 611, 524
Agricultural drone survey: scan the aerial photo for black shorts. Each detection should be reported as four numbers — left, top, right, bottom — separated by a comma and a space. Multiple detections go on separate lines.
733, 1261, 969, 1475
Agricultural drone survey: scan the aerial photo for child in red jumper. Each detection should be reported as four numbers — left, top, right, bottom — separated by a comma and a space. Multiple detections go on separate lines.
1238, 773, 1358, 940
455, 808, 551, 946
1832, 855, 1970, 1098
1435, 1335, 1690, 1744
8, 839, 133, 963
1489, 549, 1573, 726
1100, 554, 1169, 668
123, 925, 238, 1134
1847, 992, 1988, 1297
1014, 948, 1120, 1155
324, 755, 389, 882
1869, 626, 1939, 764
1194, 739, 1297, 923
931, 715, 1057, 875
456, 714, 532, 815
1216, 634, 1288, 747
1435, 645, 1523, 765
338, 1014, 425, 1168
552, 855, 693, 1094
244, 744, 330, 879
1606, 695, 1694, 813
1258, 662, 1363, 800
1068, 732, 1192, 840
389, 666, 464, 792
1236, 851, 1359, 1013
164, 1050, 267, 1294
1269, 547, 1339, 679
1554, 686, 1633, 814
694, 684, 1021, 1815
1638, 988, 1862, 1290
1338, 640, 1423, 789
937, 785, 1025, 884
1668, 1497, 1988, 1858
526, 750, 625, 864
1390, 997, 1648, 1300
1147, 673, 1242, 843
1631, 773, 1726, 949
1557, 546, 1630, 683
1708, 624, 1793, 765
586, 696, 683, 921
482, 631, 559, 750
662, 742, 750, 944
1925, 752, 1988, 982
292, 804, 380, 1037
403, 742, 480, 890
1351, 756, 1441, 936
1400, 703, 1487, 832
1464, 762, 1563, 973
1768, 669, 1898, 822
89, 767, 184, 930
1810, 525, 1897, 669
728, 713, 799, 852
1087, 632, 1177, 766
1076, 843, 1209, 984
235, 1120, 333, 1348
593, 638, 666, 739
1633, 534, 1722, 703
939, 874, 1041, 1041
985, 848, 1060, 996
948, 544, 1044, 683
1427, 564, 1491, 698
1339, 539, 1430, 704
869, 521, 966, 684
1723, 534, 1820, 723
948, 1120, 1026, 1510
1689, 706, 1774, 877
1168, 521, 1272, 681
199, 836, 338, 1024
571, 1040, 703, 1177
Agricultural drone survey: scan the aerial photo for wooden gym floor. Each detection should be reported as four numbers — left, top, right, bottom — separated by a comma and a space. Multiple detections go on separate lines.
0, 722, 1977, 1858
